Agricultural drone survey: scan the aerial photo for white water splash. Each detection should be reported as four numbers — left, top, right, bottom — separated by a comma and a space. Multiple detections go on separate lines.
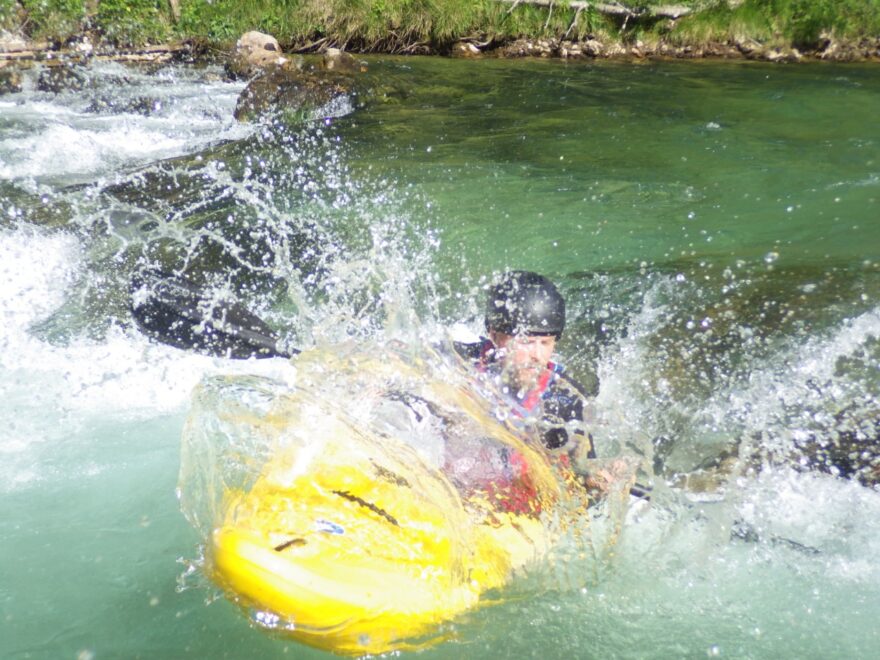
0, 227, 298, 493
0, 62, 252, 185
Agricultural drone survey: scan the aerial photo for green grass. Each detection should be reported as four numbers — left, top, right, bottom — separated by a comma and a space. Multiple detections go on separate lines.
170, 0, 652, 50
2, 0, 879, 52
663, 1, 774, 47
15, 0, 86, 43
1, 0, 18, 32
95, 0, 173, 46
669, 0, 880, 49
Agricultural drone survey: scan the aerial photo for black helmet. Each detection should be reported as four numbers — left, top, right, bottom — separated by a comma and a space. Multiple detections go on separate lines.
485, 271, 566, 338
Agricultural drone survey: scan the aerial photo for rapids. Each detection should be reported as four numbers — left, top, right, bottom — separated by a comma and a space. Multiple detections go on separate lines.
1, 57, 878, 658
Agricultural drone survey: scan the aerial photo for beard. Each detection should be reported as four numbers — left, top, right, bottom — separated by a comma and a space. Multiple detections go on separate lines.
502, 361, 544, 394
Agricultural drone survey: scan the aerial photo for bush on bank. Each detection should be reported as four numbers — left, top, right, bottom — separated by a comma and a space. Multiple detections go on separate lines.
2, 0, 879, 53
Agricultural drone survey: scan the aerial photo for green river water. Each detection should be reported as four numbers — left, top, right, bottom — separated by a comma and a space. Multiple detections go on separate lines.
1, 56, 878, 658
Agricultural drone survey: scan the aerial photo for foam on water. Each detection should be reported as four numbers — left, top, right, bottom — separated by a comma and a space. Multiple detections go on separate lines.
739, 324, 877, 447
579, 270, 879, 626
0, 227, 299, 493
588, 274, 679, 456
0, 122, 189, 180
734, 467, 880, 568
0, 61, 435, 497
0, 62, 285, 494
0, 62, 253, 185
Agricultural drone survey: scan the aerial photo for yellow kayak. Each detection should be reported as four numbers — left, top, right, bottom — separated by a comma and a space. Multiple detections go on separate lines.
180, 343, 589, 655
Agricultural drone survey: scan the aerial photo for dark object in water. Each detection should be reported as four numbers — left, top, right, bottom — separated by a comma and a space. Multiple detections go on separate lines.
129, 269, 296, 359
731, 520, 821, 556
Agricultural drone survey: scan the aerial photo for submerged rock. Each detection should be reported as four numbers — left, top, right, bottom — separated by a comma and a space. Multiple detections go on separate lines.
496, 37, 614, 60
0, 30, 28, 52
791, 422, 880, 487
322, 47, 365, 73
233, 50, 368, 123
85, 95, 163, 115
234, 66, 350, 122
816, 33, 870, 62
582, 39, 604, 57
224, 32, 367, 123
0, 61, 22, 94
451, 42, 482, 58
225, 30, 286, 80
36, 62, 89, 93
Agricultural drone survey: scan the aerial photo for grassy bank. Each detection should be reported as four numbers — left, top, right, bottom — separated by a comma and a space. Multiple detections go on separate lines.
2, 0, 880, 56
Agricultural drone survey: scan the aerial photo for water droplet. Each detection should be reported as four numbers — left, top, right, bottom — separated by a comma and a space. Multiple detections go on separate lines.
764, 251, 779, 264
254, 609, 281, 628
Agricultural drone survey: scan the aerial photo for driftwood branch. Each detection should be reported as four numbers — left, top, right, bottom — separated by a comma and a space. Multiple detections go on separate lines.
168, 0, 181, 23
0, 43, 189, 62
564, 7, 584, 37
497, 0, 693, 20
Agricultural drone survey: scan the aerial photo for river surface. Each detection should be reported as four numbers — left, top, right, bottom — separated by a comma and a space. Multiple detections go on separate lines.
1, 57, 878, 658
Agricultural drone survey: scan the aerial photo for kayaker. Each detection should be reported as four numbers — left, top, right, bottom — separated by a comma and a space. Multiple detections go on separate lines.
454, 270, 597, 473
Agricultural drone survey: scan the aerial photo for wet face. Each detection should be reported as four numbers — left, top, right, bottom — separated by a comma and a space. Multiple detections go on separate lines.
489, 330, 557, 390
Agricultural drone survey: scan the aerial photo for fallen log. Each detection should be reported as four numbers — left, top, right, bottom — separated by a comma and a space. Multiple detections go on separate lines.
497, 0, 693, 20
0, 42, 190, 63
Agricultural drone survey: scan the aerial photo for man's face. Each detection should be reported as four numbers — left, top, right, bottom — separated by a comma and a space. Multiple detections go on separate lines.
489, 331, 557, 389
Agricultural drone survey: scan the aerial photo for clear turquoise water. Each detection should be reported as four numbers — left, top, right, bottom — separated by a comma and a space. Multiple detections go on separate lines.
1, 57, 878, 658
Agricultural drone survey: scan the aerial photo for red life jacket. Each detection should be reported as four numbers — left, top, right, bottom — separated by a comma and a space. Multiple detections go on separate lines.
473, 339, 564, 515
477, 337, 561, 416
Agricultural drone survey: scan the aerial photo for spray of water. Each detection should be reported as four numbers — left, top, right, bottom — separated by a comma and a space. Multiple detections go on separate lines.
2, 58, 879, 658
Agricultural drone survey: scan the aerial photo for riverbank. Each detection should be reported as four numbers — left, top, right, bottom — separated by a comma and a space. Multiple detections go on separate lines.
1, 0, 880, 64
